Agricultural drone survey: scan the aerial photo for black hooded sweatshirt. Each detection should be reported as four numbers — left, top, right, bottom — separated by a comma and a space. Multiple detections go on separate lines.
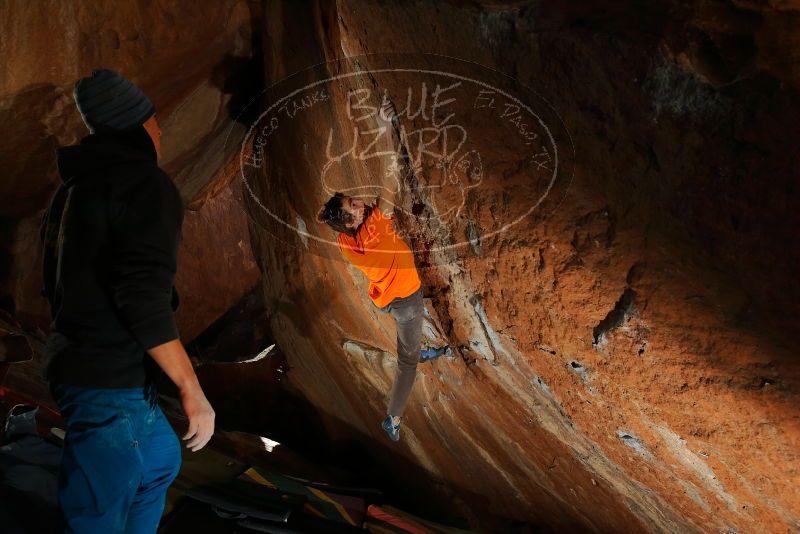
40, 126, 183, 388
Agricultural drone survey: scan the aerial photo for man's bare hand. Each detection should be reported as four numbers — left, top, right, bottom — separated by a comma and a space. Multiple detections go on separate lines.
147, 339, 216, 452
180, 384, 215, 452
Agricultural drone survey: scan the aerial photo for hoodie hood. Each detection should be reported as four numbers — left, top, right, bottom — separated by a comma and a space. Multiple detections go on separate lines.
56, 126, 157, 185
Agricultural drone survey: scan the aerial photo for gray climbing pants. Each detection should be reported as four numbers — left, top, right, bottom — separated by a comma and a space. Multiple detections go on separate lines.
377, 285, 424, 418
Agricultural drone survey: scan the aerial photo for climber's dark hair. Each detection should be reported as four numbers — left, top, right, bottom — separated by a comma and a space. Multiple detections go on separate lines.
317, 192, 356, 236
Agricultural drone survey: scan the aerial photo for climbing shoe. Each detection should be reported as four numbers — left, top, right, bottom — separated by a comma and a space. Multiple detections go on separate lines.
420, 345, 451, 362
381, 416, 400, 442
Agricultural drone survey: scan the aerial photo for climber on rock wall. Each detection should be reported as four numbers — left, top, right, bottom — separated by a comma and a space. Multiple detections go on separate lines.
317, 194, 448, 442
40, 69, 215, 533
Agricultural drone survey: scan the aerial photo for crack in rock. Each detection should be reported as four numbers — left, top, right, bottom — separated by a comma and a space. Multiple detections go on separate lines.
616, 430, 651, 459
568, 360, 596, 394
465, 219, 482, 254
593, 287, 637, 346
295, 215, 309, 249
469, 296, 511, 366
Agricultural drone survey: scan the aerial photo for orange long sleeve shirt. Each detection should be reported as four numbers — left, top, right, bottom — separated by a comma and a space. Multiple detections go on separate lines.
337, 206, 421, 308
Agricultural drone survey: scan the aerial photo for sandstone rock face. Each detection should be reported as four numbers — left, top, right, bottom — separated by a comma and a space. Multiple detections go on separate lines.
175, 179, 261, 343
244, 1, 800, 532
0, 0, 254, 217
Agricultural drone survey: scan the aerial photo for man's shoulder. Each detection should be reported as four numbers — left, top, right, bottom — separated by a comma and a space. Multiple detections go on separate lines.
117, 164, 170, 185
337, 232, 361, 256
151, 168, 182, 202
111, 166, 179, 201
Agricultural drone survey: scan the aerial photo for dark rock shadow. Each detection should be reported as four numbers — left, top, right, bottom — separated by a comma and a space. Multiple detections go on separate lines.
209, 3, 264, 128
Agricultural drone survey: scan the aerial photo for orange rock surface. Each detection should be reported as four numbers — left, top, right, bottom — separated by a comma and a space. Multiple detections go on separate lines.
243, 1, 800, 532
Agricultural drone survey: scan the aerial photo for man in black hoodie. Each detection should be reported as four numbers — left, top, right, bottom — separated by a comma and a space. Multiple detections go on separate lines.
40, 69, 214, 533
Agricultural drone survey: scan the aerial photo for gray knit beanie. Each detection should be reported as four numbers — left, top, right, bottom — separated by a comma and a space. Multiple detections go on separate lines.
74, 69, 155, 132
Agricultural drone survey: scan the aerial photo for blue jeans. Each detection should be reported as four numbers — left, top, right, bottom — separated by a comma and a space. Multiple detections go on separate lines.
50, 383, 182, 534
